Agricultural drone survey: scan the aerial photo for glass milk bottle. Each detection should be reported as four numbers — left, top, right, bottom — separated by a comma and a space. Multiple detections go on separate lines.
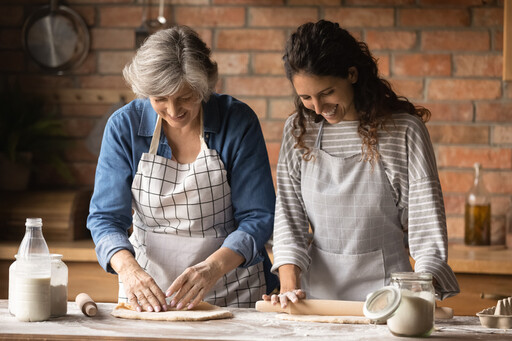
50, 254, 68, 317
15, 218, 52, 322
464, 163, 491, 245
8, 255, 17, 315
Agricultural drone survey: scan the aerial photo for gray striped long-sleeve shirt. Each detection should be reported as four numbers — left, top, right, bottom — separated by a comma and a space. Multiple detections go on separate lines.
271, 112, 460, 300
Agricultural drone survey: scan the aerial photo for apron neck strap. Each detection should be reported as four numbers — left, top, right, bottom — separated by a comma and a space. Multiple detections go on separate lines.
148, 106, 207, 155
314, 120, 325, 149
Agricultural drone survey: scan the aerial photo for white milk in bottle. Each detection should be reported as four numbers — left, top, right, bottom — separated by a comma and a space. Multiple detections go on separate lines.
14, 218, 51, 322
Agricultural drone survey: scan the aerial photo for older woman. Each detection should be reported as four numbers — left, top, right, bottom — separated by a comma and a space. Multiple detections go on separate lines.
266, 20, 459, 307
87, 25, 277, 313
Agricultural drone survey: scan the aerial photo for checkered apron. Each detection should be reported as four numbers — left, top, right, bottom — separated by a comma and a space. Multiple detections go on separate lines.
301, 121, 412, 301
118, 114, 265, 307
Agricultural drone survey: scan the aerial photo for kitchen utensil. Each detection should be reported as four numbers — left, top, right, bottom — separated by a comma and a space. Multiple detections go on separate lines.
477, 306, 512, 329
76, 293, 97, 317
255, 299, 365, 316
22, 0, 89, 74
157, 0, 166, 25
135, 0, 168, 48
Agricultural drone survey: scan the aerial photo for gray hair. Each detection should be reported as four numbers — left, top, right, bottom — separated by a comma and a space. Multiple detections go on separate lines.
123, 26, 218, 101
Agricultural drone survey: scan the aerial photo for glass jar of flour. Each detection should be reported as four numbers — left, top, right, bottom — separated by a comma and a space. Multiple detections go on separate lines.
364, 272, 435, 337
50, 254, 68, 317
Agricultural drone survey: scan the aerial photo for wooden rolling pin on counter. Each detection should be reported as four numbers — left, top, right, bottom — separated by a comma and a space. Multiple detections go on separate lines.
0, 241, 511, 315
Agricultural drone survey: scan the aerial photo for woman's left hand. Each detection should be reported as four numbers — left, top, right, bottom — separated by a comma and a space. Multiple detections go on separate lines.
165, 260, 221, 310
165, 247, 244, 310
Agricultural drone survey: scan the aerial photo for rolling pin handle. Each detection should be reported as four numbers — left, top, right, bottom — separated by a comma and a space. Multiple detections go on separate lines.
76, 293, 98, 317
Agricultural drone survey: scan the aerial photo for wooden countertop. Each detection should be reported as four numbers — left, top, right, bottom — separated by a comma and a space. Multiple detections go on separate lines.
0, 300, 510, 340
1, 241, 512, 275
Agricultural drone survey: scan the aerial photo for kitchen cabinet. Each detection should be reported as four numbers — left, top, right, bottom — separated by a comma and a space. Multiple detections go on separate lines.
1, 242, 511, 314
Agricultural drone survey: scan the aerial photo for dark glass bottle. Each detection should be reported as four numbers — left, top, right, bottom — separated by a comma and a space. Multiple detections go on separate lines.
464, 163, 491, 245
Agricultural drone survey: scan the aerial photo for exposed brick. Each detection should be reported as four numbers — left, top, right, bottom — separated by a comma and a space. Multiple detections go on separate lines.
454, 54, 502, 77
73, 6, 96, 26
365, 30, 417, 51
223, 76, 292, 96
98, 51, 135, 74
213, 0, 284, 4
439, 170, 473, 193
0, 5, 23, 26
91, 28, 135, 50
446, 216, 464, 241
485, 171, 512, 194
443, 194, 465, 215
399, 9, 470, 27
427, 124, 489, 144
176, 7, 245, 27
79, 75, 127, 89
260, 120, 286, 141
506, 82, 512, 99
420, 102, 473, 122
476, 102, 512, 122
288, 0, 340, 4
69, 162, 97, 187
100, 6, 142, 28
65, 140, 98, 163
213, 52, 249, 75
393, 53, 451, 77
388, 79, 424, 100
493, 196, 512, 216
436, 146, 512, 169
193, 28, 213, 48
428, 79, 501, 100
494, 126, 512, 144
60, 103, 115, 118
252, 53, 285, 75
422, 31, 490, 51
325, 8, 394, 28
473, 7, 503, 27
236, 97, 267, 118
266, 141, 281, 166
419, 0, 483, 6
494, 30, 503, 51
345, 0, 414, 4
374, 53, 390, 77
249, 7, 318, 27
0, 28, 22, 49
69, 54, 97, 75
17, 75, 74, 90
216, 29, 286, 51
63, 118, 96, 139
269, 98, 295, 119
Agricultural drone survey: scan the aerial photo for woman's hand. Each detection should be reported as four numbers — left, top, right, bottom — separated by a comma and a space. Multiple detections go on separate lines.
111, 250, 167, 313
262, 264, 305, 308
166, 247, 244, 310
263, 289, 307, 308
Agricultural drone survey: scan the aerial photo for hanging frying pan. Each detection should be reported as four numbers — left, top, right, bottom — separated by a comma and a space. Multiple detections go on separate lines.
22, 0, 90, 74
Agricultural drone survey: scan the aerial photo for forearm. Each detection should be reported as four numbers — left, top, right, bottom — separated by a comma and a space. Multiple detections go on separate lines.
278, 264, 302, 293
205, 247, 245, 277
110, 249, 141, 275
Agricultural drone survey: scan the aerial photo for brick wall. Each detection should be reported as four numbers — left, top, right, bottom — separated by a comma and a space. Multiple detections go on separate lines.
1, 0, 510, 244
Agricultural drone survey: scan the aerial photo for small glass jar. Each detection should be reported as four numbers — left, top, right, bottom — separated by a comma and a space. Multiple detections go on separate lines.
364, 272, 435, 337
50, 254, 68, 317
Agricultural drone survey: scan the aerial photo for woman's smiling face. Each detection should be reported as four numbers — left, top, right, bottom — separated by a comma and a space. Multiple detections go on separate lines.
149, 84, 202, 130
292, 68, 358, 124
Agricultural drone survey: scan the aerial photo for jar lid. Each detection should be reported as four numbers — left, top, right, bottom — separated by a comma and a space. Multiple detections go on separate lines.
363, 286, 401, 322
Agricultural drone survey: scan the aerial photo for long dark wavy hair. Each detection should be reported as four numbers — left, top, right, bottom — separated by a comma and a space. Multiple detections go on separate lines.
283, 20, 430, 163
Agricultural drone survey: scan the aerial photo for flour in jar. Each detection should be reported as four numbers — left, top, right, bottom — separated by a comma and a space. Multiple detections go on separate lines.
387, 291, 434, 337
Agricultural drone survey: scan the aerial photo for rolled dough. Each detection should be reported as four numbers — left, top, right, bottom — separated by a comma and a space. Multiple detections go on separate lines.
276, 313, 374, 324
111, 302, 233, 321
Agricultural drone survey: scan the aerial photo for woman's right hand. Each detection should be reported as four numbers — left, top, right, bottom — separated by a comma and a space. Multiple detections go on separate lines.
262, 264, 305, 308
111, 250, 167, 312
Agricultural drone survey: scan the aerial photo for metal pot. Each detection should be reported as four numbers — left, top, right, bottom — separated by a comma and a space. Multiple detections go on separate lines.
22, 0, 90, 74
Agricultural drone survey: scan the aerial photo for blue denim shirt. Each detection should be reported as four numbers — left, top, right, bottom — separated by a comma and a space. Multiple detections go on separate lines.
87, 93, 277, 291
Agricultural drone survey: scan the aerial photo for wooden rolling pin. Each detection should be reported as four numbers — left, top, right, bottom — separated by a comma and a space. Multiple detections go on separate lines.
76, 293, 97, 317
255, 299, 365, 316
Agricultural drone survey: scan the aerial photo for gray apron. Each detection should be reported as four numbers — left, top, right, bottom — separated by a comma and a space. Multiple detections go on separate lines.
301, 121, 411, 301
119, 114, 265, 307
